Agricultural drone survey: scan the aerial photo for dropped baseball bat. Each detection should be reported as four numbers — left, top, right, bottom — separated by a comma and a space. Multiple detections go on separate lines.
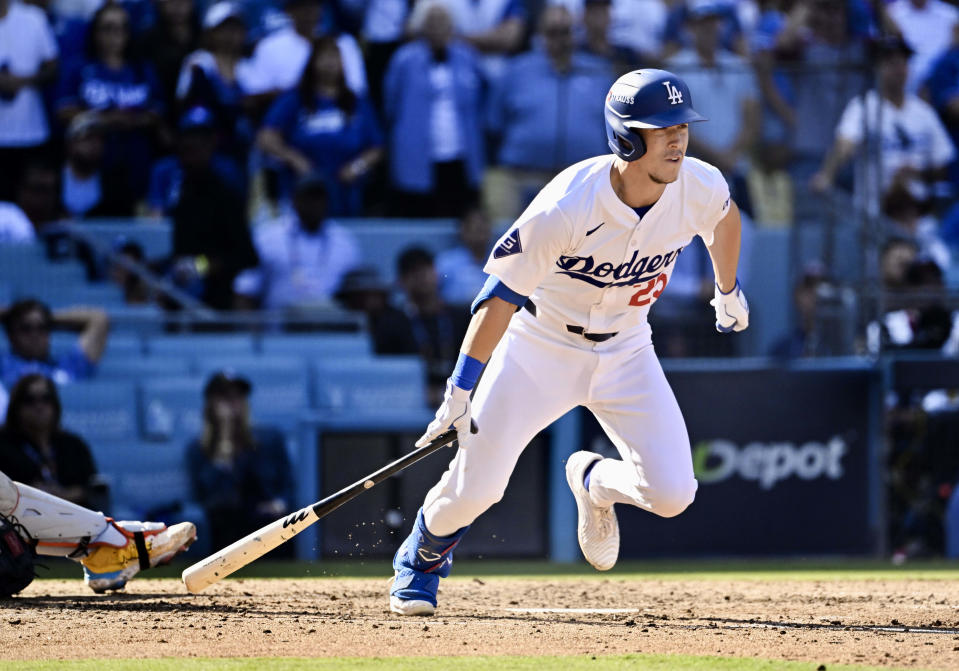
181, 429, 459, 594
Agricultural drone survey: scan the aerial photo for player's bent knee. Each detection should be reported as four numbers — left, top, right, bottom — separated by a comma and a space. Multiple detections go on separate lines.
652, 480, 698, 518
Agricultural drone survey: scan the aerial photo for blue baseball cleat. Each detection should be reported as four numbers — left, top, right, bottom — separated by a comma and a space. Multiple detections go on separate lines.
389, 508, 468, 616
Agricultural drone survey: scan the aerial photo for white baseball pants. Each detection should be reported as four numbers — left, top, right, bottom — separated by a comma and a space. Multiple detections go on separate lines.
422, 315, 698, 536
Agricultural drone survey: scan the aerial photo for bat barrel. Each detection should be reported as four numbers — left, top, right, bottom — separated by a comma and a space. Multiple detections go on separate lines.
180, 429, 458, 593
181, 505, 318, 593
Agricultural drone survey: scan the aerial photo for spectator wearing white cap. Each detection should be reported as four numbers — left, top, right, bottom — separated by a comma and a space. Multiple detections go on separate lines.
0, 0, 59, 202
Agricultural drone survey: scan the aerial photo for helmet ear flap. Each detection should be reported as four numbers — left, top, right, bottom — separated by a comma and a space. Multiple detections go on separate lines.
605, 112, 647, 161
627, 127, 646, 160
607, 128, 646, 162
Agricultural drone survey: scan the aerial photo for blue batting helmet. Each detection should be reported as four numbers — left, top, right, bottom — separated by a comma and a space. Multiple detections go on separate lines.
604, 69, 707, 161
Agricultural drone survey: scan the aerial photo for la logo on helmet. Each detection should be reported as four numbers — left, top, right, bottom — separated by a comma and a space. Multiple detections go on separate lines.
663, 81, 683, 105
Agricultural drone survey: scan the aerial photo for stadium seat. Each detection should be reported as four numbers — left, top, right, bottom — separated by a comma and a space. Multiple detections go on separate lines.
259, 332, 373, 358
75, 219, 173, 259
313, 356, 427, 413
145, 333, 257, 359
340, 219, 459, 284
100, 332, 146, 358
0, 244, 49, 292
59, 380, 139, 444
97, 355, 193, 380
43, 283, 126, 309
139, 377, 205, 442
0, 242, 45, 271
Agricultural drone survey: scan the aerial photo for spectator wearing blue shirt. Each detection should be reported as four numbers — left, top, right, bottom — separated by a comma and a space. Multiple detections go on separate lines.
384, 1, 484, 217
0, 299, 109, 389
257, 36, 384, 217
186, 371, 293, 553
55, 3, 165, 202
147, 106, 245, 217
486, 5, 614, 218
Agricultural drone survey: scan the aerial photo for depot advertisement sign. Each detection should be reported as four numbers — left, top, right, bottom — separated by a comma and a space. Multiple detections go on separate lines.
692, 437, 847, 490
581, 366, 879, 556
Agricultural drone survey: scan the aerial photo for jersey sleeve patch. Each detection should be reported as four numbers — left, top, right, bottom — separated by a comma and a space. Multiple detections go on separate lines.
493, 229, 523, 258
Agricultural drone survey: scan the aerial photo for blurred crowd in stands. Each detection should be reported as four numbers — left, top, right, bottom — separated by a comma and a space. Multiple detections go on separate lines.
0, 0, 955, 311
0, 0, 956, 354
2, 0, 959, 558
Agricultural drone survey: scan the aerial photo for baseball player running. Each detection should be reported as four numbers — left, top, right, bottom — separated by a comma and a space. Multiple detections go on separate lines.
389, 69, 749, 616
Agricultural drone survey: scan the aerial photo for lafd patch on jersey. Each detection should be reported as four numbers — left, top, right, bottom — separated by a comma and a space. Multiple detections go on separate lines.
493, 229, 523, 258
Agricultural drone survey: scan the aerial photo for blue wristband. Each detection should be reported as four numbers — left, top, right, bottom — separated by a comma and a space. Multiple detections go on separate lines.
451, 353, 485, 391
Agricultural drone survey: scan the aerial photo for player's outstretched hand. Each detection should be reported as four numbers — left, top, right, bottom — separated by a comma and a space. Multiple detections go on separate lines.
415, 379, 475, 448
711, 280, 749, 333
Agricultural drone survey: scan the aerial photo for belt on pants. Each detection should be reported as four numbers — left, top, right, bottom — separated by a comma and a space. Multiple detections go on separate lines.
523, 300, 619, 343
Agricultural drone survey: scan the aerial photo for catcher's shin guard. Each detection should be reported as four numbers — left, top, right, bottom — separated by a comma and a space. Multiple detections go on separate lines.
0, 473, 121, 557
82, 520, 196, 593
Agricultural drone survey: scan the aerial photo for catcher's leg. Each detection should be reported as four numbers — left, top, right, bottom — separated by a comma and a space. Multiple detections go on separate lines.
0, 471, 196, 592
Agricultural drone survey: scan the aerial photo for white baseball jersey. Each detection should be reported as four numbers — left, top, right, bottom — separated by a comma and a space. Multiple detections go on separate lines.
421, 153, 730, 538
484, 154, 730, 344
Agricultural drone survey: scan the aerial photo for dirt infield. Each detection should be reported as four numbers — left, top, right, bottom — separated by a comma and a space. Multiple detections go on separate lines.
3, 575, 959, 668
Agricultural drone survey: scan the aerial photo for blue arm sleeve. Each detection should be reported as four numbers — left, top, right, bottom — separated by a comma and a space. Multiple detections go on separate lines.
470, 275, 527, 314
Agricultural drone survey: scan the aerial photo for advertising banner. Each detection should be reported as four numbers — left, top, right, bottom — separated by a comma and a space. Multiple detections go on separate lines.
580, 366, 880, 556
